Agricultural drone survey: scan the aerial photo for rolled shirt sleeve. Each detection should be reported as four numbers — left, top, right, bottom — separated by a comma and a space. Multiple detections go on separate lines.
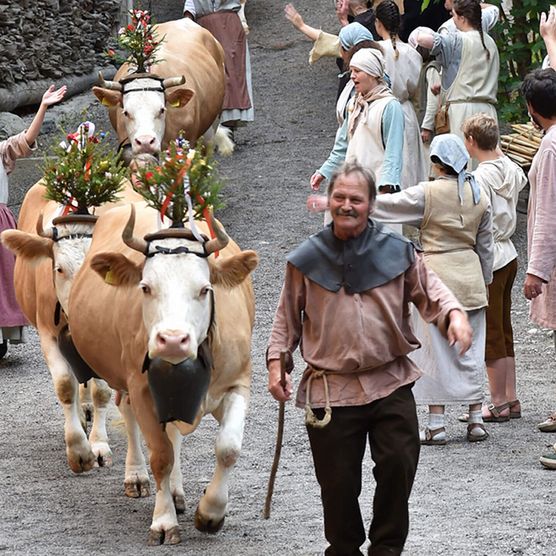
378, 100, 404, 189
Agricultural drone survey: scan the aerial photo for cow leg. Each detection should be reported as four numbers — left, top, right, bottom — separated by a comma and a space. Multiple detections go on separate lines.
79, 382, 93, 423
88, 379, 113, 467
40, 334, 96, 473
195, 389, 247, 533
128, 380, 181, 545
166, 422, 186, 514
117, 391, 150, 498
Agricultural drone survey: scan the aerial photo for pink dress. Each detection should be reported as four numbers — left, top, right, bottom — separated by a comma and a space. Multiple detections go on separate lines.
0, 131, 34, 341
527, 124, 556, 329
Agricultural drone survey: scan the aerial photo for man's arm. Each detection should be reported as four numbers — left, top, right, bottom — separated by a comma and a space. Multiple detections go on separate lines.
406, 253, 472, 354
267, 263, 305, 401
540, 7, 556, 70
371, 183, 426, 227
525, 150, 556, 298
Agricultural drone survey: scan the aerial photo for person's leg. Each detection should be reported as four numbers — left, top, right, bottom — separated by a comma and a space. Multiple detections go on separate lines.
306, 405, 368, 556
367, 384, 420, 555
420, 404, 446, 444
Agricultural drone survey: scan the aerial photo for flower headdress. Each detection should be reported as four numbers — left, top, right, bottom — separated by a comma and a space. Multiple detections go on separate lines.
107, 9, 164, 72
132, 136, 223, 239
43, 122, 127, 215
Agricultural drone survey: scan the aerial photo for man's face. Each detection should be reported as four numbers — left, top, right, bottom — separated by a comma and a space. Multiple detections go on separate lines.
329, 173, 372, 240
527, 102, 544, 131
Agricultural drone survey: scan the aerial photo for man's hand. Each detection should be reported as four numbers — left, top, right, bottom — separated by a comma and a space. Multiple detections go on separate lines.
447, 309, 472, 355
540, 6, 556, 41
268, 359, 293, 402
524, 273, 545, 300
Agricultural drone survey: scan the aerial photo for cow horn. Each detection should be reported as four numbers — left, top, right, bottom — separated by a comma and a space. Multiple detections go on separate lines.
36, 213, 55, 239
122, 205, 148, 254
98, 71, 123, 92
204, 213, 229, 255
162, 75, 186, 89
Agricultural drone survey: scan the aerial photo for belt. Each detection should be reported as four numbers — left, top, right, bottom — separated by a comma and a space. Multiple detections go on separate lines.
305, 366, 333, 429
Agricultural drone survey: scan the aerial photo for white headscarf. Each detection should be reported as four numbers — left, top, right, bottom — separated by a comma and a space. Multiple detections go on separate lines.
349, 48, 385, 78
0, 160, 8, 205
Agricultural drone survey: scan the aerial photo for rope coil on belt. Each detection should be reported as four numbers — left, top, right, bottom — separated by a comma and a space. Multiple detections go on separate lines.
305, 368, 332, 428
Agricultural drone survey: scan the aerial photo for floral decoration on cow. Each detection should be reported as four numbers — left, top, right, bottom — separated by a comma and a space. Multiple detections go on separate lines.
43, 122, 127, 215
132, 136, 223, 228
106, 9, 164, 72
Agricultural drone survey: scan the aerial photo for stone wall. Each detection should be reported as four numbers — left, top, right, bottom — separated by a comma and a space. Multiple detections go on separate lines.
0, 0, 124, 109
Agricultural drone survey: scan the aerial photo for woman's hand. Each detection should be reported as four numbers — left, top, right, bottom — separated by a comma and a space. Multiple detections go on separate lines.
447, 309, 473, 355
41, 84, 67, 107
421, 129, 433, 144
285, 3, 304, 30
310, 171, 325, 191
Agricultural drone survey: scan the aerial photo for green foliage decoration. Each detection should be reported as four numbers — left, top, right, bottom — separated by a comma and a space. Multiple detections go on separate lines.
43, 123, 127, 215
132, 136, 223, 228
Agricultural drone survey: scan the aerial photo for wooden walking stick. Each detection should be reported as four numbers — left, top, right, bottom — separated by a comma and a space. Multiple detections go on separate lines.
263, 350, 287, 519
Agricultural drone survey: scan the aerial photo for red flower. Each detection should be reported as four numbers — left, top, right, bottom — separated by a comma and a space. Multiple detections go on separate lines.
127, 24, 134, 31
145, 171, 154, 181
106, 48, 115, 57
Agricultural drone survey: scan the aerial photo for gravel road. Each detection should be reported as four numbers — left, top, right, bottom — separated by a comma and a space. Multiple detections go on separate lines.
1, 1, 556, 555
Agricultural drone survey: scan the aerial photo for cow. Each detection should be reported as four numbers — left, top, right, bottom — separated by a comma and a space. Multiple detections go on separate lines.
93, 17, 232, 162
66, 202, 258, 544
0, 180, 145, 478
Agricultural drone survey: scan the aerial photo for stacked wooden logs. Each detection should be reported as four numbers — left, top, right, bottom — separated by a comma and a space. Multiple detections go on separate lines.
500, 123, 543, 169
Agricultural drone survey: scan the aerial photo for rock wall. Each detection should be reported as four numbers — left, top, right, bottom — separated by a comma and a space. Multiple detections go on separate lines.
0, 0, 123, 109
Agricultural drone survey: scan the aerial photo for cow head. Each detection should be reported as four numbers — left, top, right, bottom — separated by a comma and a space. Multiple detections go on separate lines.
93, 73, 194, 157
90, 206, 258, 365
1, 214, 96, 313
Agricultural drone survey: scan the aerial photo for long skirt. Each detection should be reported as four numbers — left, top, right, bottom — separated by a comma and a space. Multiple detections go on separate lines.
0, 203, 27, 343
412, 307, 486, 405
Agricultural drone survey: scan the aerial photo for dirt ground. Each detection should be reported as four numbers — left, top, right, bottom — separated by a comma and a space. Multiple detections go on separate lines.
2, 1, 556, 555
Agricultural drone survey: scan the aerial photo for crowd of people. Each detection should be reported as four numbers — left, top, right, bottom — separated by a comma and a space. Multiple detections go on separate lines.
268, 1, 556, 555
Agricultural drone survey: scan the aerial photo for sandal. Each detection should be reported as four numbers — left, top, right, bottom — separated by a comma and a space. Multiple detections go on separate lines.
458, 402, 511, 423
508, 399, 521, 419
538, 411, 556, 432
419, 426, 446, 446
467, 422, 489, 442
483, 402, 510, 423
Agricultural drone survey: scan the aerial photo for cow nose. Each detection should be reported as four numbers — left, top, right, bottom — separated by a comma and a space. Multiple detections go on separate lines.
155, 331, 190, 352
134, 135, 157, 152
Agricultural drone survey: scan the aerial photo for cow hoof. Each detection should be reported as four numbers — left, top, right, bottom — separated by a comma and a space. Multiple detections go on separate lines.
97, 451, 113, 468
147, 526, 181, 546
164, 526, 181, 545
194, 507, 225, 534
68, 451, 96, 474
147, 529, 164, 546
173, 494, 186, 514
124, 477, 150, 498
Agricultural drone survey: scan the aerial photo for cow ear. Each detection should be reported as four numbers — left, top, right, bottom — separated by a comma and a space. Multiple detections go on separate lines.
90, 252, 142, 287
92, 87, 122, 108
165, 88, 194, 108
0, 230, 53, 262
209, 250, 258, 288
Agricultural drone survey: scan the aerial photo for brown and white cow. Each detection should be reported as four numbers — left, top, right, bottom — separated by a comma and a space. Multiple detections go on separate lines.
0, 180, 143, 476
93, 18, 232, 161
66, 202, 257, 544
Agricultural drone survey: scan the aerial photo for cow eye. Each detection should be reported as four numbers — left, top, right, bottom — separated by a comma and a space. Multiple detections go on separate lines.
55, 266, 63, 274
159, 106, 166, 116
123, 109, 130, 118
140, 283, 151, 295
199, 286, 211, 298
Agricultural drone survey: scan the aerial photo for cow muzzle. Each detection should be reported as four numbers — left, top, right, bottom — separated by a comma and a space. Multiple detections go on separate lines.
133, 134, 160, 155
151, 329, 193, 364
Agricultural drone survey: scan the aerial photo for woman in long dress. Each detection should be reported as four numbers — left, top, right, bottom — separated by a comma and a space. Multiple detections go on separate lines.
372, 133, 494, 444
413, 0, 499, 160
374, 0, 427, 187
0, 85, 66, 358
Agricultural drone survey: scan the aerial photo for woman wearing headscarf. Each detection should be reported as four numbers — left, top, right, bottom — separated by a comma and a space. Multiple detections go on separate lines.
311, 48, 405, 197
372, 134, 494, 444
374, 0, 427, 186
413, 0, 499, 168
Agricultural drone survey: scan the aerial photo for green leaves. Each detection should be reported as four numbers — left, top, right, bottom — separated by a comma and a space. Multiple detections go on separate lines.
43, 124, 126, 215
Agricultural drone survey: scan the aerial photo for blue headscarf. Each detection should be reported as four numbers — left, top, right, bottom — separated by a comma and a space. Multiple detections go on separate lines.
430, 134, 481, 204
339, 22, 375, 50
